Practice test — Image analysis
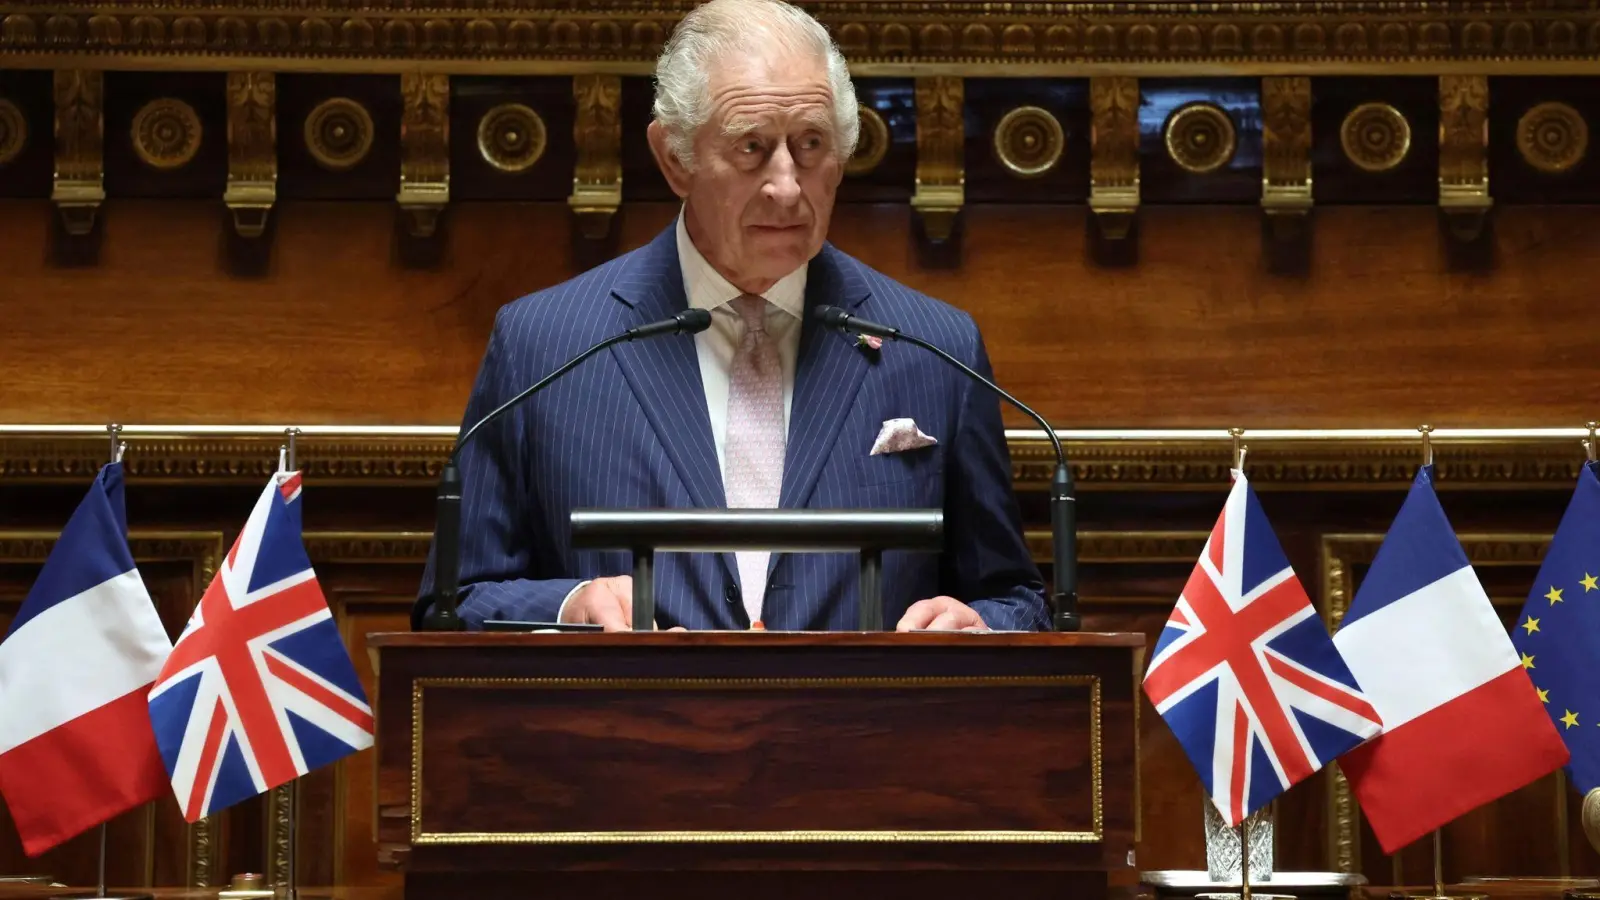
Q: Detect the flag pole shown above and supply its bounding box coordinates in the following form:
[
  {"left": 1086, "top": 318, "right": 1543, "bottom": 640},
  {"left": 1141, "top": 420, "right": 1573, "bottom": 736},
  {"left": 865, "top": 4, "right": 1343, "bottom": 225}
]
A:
[
  {"left": 282, "top": 429, "right": 300, "bottom": 900},
  {"left": 97, "top": 424, "right": 120, "bottom": 900},
  {"left": 1240, "top": 819, "right": 1252, "bottom": 900},
  {"left": 1432, "top": 829, "right": 1443, "bottom": 898},
  {"left": 1585, "top": 421, "right": 1597, "bottom": 463}
]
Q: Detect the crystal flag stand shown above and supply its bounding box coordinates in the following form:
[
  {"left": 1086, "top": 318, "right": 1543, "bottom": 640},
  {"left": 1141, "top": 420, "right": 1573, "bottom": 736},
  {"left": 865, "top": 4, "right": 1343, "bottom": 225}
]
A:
[{"left": 1195, "top": 803, "right": 1293, "bottom": 900}]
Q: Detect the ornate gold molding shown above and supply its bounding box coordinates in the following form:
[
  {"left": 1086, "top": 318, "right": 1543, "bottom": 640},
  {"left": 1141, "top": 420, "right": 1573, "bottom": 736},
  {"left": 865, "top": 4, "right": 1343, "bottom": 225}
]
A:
[
  {"left": 1, "top": 434, "right": 1592, "bottom": 490},
  {"left": 51, "top": 68, "right": 103, "bottom": 236},
  {"left": 0, "top": 97, "right": 28, "bottom": 167},
  {"left": 911, "top": 76, "right": 963, "bottom": 243},
  {"left": 568, "top": 74, "right": 621, "bottom": 241},
  {"left": 304, "top": 532, "right": 433, "bottom": 564},
  {"left": 10, "top": 4, "right": 1600, "bottom": 74},
  {"left": 1438, "top": 74, "right": 1491, "bottom": 242},
  {"left": 224, "top": 72, "right": 276, "bottom": 238},
  {"left": 1517, "top": 100, "right": 1589, "bottom": 174},
  {"left": 1341, "top": 102, "right": 1411, "bottom": 173},
  {"left": 131, "top": 96, "right": 201, "bottom": 170},
  {"left": 1028, "top": 530, "right": 1209, "bottom": 567},
  {"left": 1261, "top": 77, "right": 1311, "bottom": 229},
  {"left": 305, "top": 97, "right": 374, "bottom": 172},
  {"left": 994, "top": 105, "right": 1064, "bottom": 179},
  {"left": 477, "top": 102, "right": 546, "bottom": 174},
  {"left": 1165, "top": 102, "right": 1235, "bottom": 174},
  {"left": 845, "top": 106, "right": 888, "bottom": 177},
  {"left": 1089, "top": 76, "right": 1139, "bottom": 241},
  {"left": 397, "top": 72, "right": 449, "bottom": 238}
]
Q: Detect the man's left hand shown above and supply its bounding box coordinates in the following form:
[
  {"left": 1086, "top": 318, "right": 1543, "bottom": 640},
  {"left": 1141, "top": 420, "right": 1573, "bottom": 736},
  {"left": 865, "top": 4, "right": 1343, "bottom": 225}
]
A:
[{"left": 896, "top": 596, "right": 988, "bottom": 632}]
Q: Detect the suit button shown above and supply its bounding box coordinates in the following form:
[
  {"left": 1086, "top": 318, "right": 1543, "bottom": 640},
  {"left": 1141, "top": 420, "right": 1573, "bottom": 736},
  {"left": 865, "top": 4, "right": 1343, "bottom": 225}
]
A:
[{"left": 724, "top": 585, "right": 738, "bottom": 604}]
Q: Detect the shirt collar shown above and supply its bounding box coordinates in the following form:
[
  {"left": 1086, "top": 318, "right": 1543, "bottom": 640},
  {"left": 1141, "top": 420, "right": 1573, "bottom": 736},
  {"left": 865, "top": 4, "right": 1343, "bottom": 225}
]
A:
[{"left": 675, "top": 209, "right": 806, "bottom": 320}]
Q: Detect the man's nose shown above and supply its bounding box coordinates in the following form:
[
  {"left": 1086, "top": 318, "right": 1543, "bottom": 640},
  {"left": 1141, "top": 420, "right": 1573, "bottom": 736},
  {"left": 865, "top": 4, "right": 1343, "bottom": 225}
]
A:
[{"left": 761, "top": 142, "right": 803, "bottom": 206}]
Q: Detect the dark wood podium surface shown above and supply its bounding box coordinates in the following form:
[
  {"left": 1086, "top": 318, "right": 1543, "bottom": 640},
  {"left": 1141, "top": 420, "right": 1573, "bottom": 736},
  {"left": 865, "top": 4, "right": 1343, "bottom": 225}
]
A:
[{"left": 369, "top": 631, "right": 1144, "bottom": 900}]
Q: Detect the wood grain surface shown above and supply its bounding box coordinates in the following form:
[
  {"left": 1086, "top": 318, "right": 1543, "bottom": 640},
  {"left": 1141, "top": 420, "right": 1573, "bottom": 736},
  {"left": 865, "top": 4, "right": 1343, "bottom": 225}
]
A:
[{"left": 2, "top": 200, "right": 1597, "bottom": 428}]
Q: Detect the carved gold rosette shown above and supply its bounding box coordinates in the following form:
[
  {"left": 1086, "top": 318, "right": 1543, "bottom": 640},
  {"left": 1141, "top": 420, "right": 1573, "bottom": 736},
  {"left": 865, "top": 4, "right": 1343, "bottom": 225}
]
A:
[
  {"left": 0, "top": 97, "right": 25, "bottom": 167},
  {"left": 1164, "top": 102, "right": 1235, "bottom": 174},
  {"left": 304, "top": 97, "right": 374, "bottom": 172},
  {"left": 477, "top": 102, "right": 546, "bottom": 173},
  {"left": 845, "top": 106, "right": 888, "bottom": 177},
  {"left": 1517, "top": 101, "right": 1588, "bottom": 174},
  {"left": 993, "top": 105, "right": 1064, "bottom": 178},
  {"left": 131, "top": 97, "right": 202, "bottom": 170},
  {"left": 1340, "top": 102, "right": 1411, "bottom": 173}
]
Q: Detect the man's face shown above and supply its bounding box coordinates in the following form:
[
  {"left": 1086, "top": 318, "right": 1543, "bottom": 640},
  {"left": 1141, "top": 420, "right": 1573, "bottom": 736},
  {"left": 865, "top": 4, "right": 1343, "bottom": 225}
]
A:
[{"left": 650, "top": 49, "right": 844, "bottom": 293}]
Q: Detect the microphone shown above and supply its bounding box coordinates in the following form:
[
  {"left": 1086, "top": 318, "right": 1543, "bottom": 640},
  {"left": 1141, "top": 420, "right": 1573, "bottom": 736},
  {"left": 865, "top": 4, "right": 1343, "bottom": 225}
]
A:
[
  {"left": 415, "top": 307, "right": 713, "bottom": 631},
  {"left": 813, "top": 304, "right": 1079, "bottom": 633}
]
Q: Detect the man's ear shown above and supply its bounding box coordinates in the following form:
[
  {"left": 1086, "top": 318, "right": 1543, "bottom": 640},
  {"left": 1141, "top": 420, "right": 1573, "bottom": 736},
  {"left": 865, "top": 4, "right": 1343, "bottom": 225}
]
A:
[{"left": 646, "top": 120, "right": 694, "bottom": 199}]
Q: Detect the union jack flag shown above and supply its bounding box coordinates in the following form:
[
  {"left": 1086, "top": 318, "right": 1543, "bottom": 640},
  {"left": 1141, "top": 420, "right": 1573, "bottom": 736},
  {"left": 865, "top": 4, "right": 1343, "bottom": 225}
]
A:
[
  {"left": 1143, "top": 471, "right": 1383, "bottom": 825},
  {"left": 148, "top": 472, "right": 373, "bottom": 822}
]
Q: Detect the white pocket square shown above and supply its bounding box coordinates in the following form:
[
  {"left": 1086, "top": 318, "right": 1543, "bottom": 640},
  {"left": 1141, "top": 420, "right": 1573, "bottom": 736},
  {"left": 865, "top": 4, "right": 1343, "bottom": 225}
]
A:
[{"left": 870, "top": 418, "right": 938, "bottom": 456}]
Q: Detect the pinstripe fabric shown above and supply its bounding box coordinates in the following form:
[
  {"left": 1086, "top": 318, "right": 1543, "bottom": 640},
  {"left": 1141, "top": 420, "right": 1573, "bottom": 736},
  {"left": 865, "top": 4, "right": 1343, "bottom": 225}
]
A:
[{"left": 418, "top": 225, "right": 1049, "bottom": 632}]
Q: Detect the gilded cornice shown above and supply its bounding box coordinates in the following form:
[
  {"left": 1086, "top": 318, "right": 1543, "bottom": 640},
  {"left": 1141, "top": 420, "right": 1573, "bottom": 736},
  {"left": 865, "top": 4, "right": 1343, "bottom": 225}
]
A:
[
  {"left": 0, "top": 433, "right": 1589, "bottom": 489},
  {"left": 5, "top": 2, "right": 1600, "bottom": 75}
]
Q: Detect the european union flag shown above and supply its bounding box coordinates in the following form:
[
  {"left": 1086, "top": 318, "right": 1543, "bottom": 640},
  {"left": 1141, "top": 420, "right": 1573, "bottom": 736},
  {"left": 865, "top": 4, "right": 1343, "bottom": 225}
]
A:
[{"left": 1512, "top": 460, "right": 1600, "bottom": 792}]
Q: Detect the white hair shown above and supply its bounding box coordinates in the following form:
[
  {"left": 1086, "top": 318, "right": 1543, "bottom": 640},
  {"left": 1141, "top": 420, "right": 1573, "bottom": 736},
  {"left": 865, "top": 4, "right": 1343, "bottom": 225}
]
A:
[{"left": 652, "top": 0, "right": 860, "bottom": 169}]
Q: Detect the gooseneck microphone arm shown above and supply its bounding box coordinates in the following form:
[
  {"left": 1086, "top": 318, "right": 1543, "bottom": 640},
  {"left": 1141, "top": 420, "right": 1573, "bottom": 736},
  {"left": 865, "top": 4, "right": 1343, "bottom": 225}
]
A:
[
  {"left": 814, "top": 305, "right": 1080, "bottom": 632},
  {"left": 416, "top": 308, "right": 714, "bottom": 631}
]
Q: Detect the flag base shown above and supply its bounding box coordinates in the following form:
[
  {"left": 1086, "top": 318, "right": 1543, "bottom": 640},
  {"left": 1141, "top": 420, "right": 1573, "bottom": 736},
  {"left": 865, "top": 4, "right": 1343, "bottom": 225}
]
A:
[
  {"left": 1387, "top": 892, "right": 1487, "bottom": 900},
  {"left": 1197, "top": 893, "right": 1296, "bottom": 900}
]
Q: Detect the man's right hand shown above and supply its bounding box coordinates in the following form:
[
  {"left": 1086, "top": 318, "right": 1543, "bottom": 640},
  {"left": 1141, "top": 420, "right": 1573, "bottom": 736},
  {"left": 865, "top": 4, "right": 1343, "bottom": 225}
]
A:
[{"left": 558, "top": 576, "right": 635, "bottom": 631}]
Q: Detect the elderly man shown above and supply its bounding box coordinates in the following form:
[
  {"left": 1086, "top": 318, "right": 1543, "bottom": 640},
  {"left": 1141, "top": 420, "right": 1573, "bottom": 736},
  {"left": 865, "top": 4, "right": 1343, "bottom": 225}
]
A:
[{"left": 425, "top": 0, "right": 1048, "bottom": 632}]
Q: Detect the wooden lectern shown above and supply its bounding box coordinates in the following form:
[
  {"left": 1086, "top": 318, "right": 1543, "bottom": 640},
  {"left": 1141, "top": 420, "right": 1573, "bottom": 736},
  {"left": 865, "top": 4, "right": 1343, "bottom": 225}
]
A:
[{"left": 370, "top": 631, "right": 1142, "bottom": 900}]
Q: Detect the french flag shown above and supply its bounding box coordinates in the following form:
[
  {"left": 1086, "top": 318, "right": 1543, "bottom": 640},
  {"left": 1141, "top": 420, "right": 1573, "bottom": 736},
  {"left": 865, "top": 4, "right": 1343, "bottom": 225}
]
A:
[
  {"left": 0, "top": 463, "right": 174, "bottom": 856},
  {"left": 1332, "top": 465, "right": 1569, "bottom": 853}
]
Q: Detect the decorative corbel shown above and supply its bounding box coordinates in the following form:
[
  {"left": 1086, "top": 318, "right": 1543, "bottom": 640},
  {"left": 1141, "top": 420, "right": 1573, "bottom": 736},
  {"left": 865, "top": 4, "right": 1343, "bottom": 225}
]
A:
[
  {"left": 910, "top": 76, "right": 964, "bottom": 249},
  {"left": 1438, "top": 75, "right": 1492, "bottom": 244},
  {"left": 1260, "top": 77, "right": 1313, "bottom": 260},
  {"left": 397, "top": 72, "right": 449, "bottom": 239},
  {"left": 568, "top": 75, "right": 622, "bottom": 244},
  {"left": 1089, "top": 76, "right": 1140, "bottom": 243},
  {"left": 224, "top": 72, "right": 276, "bottom": 239},
  {"left": 52, "top": 69, "right": 103, "bottom": 237}
]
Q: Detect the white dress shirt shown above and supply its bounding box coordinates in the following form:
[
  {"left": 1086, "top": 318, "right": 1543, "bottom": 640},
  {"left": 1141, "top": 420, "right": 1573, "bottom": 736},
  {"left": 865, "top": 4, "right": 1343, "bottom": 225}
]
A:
[{"left": 560, "top": 212, "right": 807, "bottom": 622}]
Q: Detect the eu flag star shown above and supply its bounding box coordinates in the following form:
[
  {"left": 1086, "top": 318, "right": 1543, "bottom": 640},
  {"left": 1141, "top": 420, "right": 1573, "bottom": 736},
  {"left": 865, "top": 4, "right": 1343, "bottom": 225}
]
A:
[
  {"left": 1563, "top": 710, "right": 1581, "bottom": 729},
  {"left": 1522, "top": 616, "right": 1542, "bottom": 635},
  {"left": 1522, "top": 652, "right": 1536, "bottom": 669},
  {"left": 1539, "top": 687, "right": 1551, "bottom": 703},
  {"left": 1583, "top": 573, "right": 1598, "bottom": 592},
  {"left": 1547, "top": 586, "right": 1565, "bottom": 605}
]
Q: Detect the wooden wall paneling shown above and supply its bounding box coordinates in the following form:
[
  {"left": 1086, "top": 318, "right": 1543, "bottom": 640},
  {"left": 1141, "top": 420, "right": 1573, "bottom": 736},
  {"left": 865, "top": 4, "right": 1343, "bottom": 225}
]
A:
[
  {"left": 6, "top": 200, "right": 1600, "bottom": 428},
  {"left": 838, "top": 78, "right": 915, "bottom": 205},
  {"left": 298, "top": 531, "right": 430, "bottom": 892},
  {"left": 0, "top": 531, "right": 224, "bottom": 888}
]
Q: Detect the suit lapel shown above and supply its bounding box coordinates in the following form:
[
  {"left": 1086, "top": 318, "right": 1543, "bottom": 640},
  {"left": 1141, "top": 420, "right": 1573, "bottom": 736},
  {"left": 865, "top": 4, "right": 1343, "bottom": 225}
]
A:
[
  {"left": 780, "top": 245, "right": 874, "bottom": 511},
  {"left": 608, "top": 227, "right": 732, "bottom": 530}
]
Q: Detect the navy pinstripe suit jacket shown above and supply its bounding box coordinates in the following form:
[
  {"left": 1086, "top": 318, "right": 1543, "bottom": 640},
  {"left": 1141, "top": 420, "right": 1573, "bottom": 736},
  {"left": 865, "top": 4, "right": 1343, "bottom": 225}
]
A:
[{"left": 419, "top": 225, "right": 1049, "bottom": 632}]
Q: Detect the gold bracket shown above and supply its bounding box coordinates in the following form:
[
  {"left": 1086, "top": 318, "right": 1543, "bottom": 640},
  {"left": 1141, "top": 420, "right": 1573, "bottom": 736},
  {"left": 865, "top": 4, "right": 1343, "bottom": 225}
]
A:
[
  {"left": 910, "top": 76, "right": 964, "bottom": 244},
  {"left": 569, "top": 74, "right": 622, "bottom": 242},
  {"left": 1089, "top": 76, "right": 1140, "bottom": 242},
  {"left": 1261, "top": 77, "right": 1312, "bottom": 241},
  {"left": 397, "top": 72, "right": 450, "bottom": 239},
  {"left": 52, "top": 69, "right": 104, "bottom": 236},
  {"left": 1438, "top": 75, "right": 1492, "bottom": 243},
  {"left": 224, "top": 72, "right": 276, "bottom": 239}
]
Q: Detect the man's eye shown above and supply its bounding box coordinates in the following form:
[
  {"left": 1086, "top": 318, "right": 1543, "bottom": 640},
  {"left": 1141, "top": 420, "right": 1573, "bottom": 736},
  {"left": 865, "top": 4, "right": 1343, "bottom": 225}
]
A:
[{"left": 740, "top": 139, "right": 762, "bottom": 154}]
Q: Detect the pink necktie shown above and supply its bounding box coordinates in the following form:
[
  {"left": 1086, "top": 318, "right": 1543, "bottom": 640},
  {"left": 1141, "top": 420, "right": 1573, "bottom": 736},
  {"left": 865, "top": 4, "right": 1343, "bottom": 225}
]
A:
[{"left": 724, "top": 294, "right": 785, "bottom": 622}]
